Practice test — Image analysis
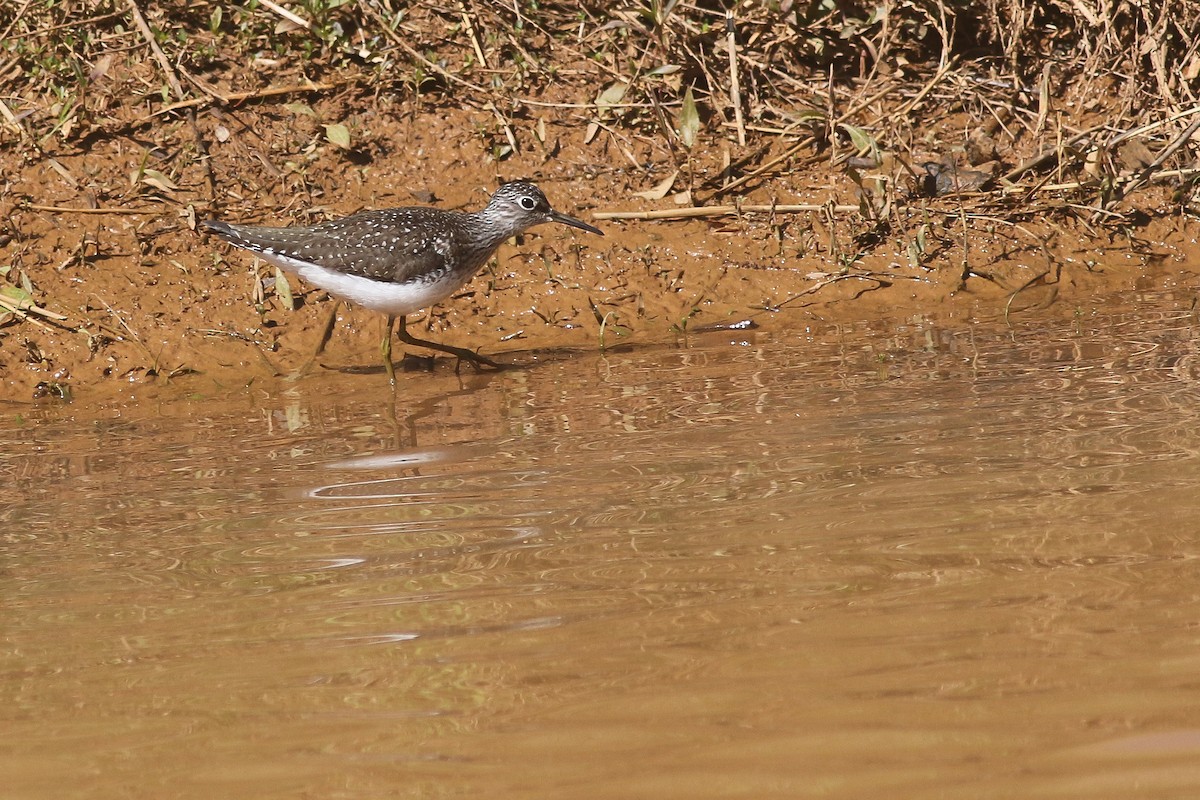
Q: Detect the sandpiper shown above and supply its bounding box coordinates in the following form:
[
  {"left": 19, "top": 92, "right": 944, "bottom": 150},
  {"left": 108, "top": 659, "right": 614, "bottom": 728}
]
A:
[{"left": 201, "top": 180, "right": 603, "bottom": 381}]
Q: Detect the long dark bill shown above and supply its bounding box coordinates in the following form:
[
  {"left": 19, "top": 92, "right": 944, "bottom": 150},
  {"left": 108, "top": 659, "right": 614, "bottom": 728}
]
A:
[{"left": 549, "top": 210, "right": 604, "bottom": 236}]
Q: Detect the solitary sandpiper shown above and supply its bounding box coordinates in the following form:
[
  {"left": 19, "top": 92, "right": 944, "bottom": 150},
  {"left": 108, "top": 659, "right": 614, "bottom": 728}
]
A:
[{"left": 201, "top": 180, "right": 603, "bottom": 381}]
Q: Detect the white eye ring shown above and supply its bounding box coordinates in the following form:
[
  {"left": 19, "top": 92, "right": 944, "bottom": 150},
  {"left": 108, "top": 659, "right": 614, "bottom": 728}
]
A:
[{"left": 519, "top": 196, "right": 537, "bottom": 210}]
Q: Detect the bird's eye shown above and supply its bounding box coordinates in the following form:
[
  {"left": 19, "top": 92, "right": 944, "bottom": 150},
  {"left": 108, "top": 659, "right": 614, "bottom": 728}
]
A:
[{"left": 519, "top": 196, "right": 537, "bottom": 210}]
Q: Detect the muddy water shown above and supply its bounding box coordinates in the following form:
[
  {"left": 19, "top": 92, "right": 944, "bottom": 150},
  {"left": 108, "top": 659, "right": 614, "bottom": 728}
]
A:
[{"left": 5, "top": 300, "right": 1200, "bottom": 799}]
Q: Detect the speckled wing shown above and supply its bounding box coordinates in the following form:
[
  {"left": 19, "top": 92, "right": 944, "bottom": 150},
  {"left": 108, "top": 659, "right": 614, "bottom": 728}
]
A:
[{"left": 201, "top": 209, "right": 459, "bottom": 284}]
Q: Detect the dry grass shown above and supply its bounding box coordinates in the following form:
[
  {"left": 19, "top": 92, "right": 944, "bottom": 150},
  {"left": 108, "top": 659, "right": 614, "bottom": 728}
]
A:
[{"left": 3, "top": 0, "right": 1198, "bottom": 212}]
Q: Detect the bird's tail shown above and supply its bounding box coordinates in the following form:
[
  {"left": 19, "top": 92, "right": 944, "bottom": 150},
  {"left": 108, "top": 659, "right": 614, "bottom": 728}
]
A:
[{"left": 199, "top": 219, "right": 237, "bottom": 239}]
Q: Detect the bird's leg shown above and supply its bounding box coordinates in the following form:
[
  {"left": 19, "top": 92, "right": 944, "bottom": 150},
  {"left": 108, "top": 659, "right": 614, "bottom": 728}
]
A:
[
  {"left": 396, "top": 316, "right": 505, "bottom": 372},
  {"left": 382, "top": 314, "right": 397, "bottom": 385},
  {"left": 313, "top": 300, "right": 340, "bottom": 357},
  {"left": 295, "top": 299, "right": 340, "bottom": 377}
]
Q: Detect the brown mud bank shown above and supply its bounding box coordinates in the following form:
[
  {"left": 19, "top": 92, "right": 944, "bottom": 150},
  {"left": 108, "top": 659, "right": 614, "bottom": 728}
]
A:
[
  {"left": 4, "top": 2, "right": 1200, "bottom": 402},
  {"left": 6, "top": 176, "right": 1194, "bottom": 404}
]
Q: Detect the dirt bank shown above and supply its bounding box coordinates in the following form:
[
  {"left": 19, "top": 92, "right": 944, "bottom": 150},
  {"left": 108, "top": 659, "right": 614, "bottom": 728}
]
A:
[{"left": 4, "top": 2, "right": 1199, "bottom": 402}]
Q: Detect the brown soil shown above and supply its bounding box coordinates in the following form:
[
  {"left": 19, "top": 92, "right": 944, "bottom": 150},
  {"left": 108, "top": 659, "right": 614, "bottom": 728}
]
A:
[{"left": 4, "top": 5, "right": 1200, "bottom": 403}]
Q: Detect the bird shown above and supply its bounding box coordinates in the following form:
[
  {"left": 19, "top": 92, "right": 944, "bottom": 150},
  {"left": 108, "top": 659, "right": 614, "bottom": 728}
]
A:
[{"left": 200, "top": 180, "right": 604, "bottom": 381}]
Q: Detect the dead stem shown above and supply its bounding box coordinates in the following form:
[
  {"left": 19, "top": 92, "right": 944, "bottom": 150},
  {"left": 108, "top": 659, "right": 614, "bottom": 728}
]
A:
[
  {"left": 594, "top": 203, "right": 861, "bottom": 221},
  {"left": 136, "top": 83, "right": 337, "bottom": 123},
  {"left": 29, "top": 205, "right": 159, "bottom": 215},
  {"left": 126, "top": 0, "right": 185, "bottom": 101},
  {"left": 725, "top": 10, "right": 746, "bottom": 148}
]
